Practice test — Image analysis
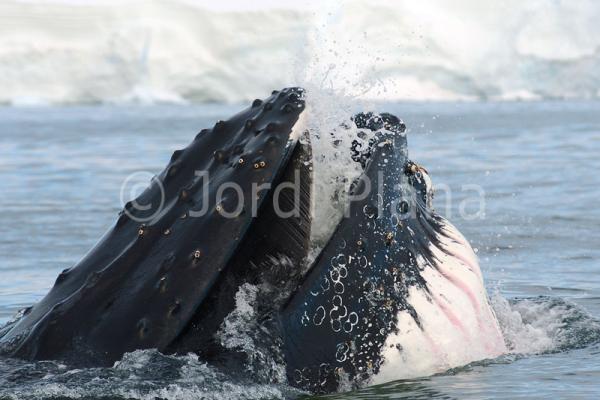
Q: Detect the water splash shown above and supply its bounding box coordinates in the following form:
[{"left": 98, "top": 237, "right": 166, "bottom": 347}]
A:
[
  {"left": 0, "top": 350, "right": 300, "bottom": 400},
  {"left": 492, "top": 294, "right": 600, "bottom": 355}
]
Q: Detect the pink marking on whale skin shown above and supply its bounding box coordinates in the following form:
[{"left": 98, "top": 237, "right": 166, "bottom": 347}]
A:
[
  {"left": 435, "top": 263, "right": 507, "bottom": 356},
  {"left": 432, "top": 220, "right": 483, "bottom": 281},
  {"left": 432, "top": 294, "right": 470, "bottom": 340},
  {"left": 438, "top": 240, "right": 483, "bottom": 281},
  {"left": 430, "top": 222, "right": 508, "bottom": 356},
  {"left": 433, "top": 263, "right": 490, "bottom": 350},
  {"left": 435, "top": 264, "right": 481, "bottom": 314}
]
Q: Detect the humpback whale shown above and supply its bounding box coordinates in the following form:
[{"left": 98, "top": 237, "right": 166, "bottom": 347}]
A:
[{"left": 0, "top": 88, "right": 506, "bottom": 393}]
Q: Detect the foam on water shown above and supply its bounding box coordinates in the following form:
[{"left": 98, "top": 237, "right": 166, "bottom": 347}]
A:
[
  {"left": 492, "top": 295, "right": 600, "bottom": 355},
  {"left": 2, "top": 0, "right": 600, "bottom": 105},
  {"left": 0, "top": 350, "right": 298, "bottom": 400}
]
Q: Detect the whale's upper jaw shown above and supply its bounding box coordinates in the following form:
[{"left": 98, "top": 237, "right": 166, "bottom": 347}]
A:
[{"left": 0, "top": 88, "right": 308, "bottom": 366}]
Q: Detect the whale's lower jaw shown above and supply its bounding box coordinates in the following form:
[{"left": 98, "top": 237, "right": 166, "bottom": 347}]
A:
[
  {"left": 372, "top": 216, "right": 506, "bottom": 385},
  {"left": 279, "top": 213, "right": 507, "bottom": 393},
  {"left": 278, "top": 112, "right": 507, "bottom": 393},
  {"left": 283, "top": 214, "right": 507, "bottom": 392}
]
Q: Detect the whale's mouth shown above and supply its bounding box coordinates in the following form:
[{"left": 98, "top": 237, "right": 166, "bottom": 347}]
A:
[
  {"left": 0, "top": 87, "right": 502, "bottom": 395},
  {"left": 163, "top": 105, "right": 416, "bottom": 361},
  {"left": 0, "top": 87, "right": 413, "bottom": 361}
]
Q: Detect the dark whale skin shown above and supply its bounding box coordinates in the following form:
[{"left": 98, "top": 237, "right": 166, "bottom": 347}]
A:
[
  {"left": 164, "top": 139, "right": 313, "bottom": 365},
  {"left": 0, "top": 88, "right": 306, "bottom": 367},
  {"left": 279, "top": 113, "right": 442, "bottom": 393}
]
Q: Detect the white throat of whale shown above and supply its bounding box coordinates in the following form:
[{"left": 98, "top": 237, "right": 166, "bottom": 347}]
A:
[
  {"left": 284, "top": 100, "right": 507, "bottom": 390},
  {"left": 373, "top": 211, "right": 507, "bottom": 383}
]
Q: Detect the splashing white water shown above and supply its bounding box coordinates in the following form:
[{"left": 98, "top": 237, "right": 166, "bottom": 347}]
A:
[
  {"left": 300, "top": 90, "right": 362, "bottom": 247},
  {"left": 492, "top": 295, "right": 556, "bottom": 353},
  {"left": 217, "top": 283, "right": 259, "bottom": 353},
  {"left": 298, "top": 2, "right": 387, "bottom": 247},
  {"left": 491, "top": 294, "right": 600, "bottom": 355}
]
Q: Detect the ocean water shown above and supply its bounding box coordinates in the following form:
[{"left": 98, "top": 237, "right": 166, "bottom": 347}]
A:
[{"left": 0, "top": 100, "right": 599, "bottom": 399}]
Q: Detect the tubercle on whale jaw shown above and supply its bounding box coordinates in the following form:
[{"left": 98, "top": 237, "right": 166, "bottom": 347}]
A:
[{"left": 118, "top": 87, "right": 305, "bottom": 225}]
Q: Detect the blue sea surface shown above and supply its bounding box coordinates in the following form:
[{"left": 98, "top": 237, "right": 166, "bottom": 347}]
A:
[{"left": 0, "top": 101, "right": 599, "bottom": 399}]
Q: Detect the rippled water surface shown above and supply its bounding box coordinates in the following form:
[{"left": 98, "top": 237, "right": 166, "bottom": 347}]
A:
[{"left": 0, "top": 101, "right": 599, "bottom": 399}]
